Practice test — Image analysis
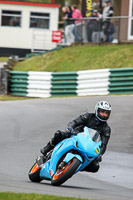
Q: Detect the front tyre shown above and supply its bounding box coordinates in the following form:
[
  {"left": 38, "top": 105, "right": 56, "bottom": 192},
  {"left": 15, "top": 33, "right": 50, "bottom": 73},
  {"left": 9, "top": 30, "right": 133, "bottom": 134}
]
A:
[
  {"left": 51, "top": 158, "right": 81, "bottom": 186},
  {"left": 28, "top": 162, "right": 42, "bottom": 182}
]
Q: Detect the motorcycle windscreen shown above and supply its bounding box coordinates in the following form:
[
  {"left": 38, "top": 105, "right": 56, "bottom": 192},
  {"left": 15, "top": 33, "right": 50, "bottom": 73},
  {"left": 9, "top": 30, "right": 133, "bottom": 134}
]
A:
[{"left": 75, "top": 127, "right": 101, "bottom": 157}]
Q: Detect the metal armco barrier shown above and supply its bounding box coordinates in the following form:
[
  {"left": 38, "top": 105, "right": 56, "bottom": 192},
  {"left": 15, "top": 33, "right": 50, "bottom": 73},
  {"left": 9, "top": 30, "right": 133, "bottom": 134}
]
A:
[{"left": 9, "top": 68, "right": 133, "bottom": 97}]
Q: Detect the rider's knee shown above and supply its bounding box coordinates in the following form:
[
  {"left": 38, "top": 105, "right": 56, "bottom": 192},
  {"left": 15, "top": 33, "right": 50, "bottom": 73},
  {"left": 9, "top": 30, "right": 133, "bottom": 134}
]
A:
[
  {"left": 54, "top": 130, "right": 62, "bottom": 140},
  {"left": 91, "top": 162, "right": 100, "bottom": 173},
  {"left": 83, "top": 160, "right": 100, "bottom": 173}
]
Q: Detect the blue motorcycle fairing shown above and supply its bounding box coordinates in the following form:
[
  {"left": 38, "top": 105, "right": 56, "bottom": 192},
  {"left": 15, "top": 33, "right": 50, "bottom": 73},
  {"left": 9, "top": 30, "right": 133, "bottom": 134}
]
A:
[
  {"left": 62, "top": 152, "right": 84, "bottom": 173},
  {"left": 63, "top": 152, "right": 83, "bottom": 163},
  {"left": 50, "top": 129, "right": 101, "bottom": 176},
  {"left": 39, "top": 127, "right": 102, "bottom": 180},
  {"left": 40, "top": 138, "right": 78, "bottom": 180},
  {"left": 40, "top": 160, "right": 51, "bottom": 180},
  {"left": 72, "top": 128, "right": 101, "bottom": 159},
  {"left": 70, "top": 136, "right": 101, "bottom": 172},
  {"left": 49, "top": 137, "right": 80, "bottom": 176}
]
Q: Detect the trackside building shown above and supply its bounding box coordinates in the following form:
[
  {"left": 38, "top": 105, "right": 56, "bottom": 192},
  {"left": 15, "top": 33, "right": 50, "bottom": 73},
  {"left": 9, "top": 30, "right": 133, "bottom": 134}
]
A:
[
  {"left": 119, "top": 0, "right": 133, "bottom": 42},
  {"left": 0, "top": 0, "right": 60, "bottom": 56}
]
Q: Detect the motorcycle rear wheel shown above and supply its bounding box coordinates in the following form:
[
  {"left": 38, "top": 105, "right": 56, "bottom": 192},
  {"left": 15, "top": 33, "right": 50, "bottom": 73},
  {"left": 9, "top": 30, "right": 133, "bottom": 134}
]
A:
[
  {"left": 28, "top": 162, "right": 42, "bottom": 182},
  {"left": 51, "top": 157, "right": 81, "bottom": 186}
]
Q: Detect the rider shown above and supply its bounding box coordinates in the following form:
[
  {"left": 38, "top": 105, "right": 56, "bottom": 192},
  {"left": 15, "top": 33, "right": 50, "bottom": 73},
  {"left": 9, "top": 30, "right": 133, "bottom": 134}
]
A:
[{"left": 37, "top": 100, "right": 111, "bottom": 172}]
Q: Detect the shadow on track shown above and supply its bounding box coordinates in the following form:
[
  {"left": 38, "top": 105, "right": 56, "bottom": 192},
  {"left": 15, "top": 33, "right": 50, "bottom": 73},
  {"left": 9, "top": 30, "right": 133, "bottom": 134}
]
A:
[{"left": 27, "top": 180, "right": 101, "bottom": 191}]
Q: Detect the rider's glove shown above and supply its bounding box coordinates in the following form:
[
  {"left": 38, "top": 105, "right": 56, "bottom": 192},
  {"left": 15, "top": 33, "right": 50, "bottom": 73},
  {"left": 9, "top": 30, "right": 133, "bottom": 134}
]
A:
[
  {"left": 65, "top": 127, "right": 79, "bottom": 136},
  {"left": 96, "top": 154, "right": 102, "bottom": 162},
  {"left": 65, "top": 127, "right": 74, "bottom": 135}
]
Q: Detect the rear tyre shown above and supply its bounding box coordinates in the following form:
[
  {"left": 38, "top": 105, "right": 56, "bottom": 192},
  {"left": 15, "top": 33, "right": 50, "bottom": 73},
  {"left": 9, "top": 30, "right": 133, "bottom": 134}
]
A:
[
  {"left": 51, "top": 158, "right": 81, "bottom": 186},
  {"left": 28, "top": 162, "right": 42, "bottom": 182}
]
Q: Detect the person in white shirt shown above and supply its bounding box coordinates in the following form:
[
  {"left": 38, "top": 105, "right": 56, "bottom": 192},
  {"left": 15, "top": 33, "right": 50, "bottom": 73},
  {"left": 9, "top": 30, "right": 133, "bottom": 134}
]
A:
[
  {"left": 62, "top": 6, "right": 75, "bottom": 45},
  {"left": 102, "top": 0, "right": 114, "bottom": 42}
]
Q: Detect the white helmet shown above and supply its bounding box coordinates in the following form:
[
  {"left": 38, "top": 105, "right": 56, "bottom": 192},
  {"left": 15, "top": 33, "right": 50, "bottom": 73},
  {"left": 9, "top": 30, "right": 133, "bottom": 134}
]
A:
[{"left": 95, "top": 101, "right": 111, "bottom": 121}]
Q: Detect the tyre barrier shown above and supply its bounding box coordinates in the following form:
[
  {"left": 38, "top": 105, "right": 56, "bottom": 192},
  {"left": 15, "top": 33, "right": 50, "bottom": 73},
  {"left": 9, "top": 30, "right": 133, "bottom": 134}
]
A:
[{"left": 9, "top": 68, "right": 133, "bottom": 97}]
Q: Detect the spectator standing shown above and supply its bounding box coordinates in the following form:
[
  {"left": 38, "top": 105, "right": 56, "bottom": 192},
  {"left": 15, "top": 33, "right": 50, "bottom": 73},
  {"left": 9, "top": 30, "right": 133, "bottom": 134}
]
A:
[
  {"left": 108, "top": 22, "right": 115, "bottom": 42},
  {"left": 62, "top": 6, "right": 75, "bottom": 45},
  {"left": 86, "top": 10, "right": 104, "bottom": 43},
  {"left": 71, "top": 5, "right": 83, "bottom": 43},
  {"left": 102, "top": 0, "right": 114, "bottom": 42},
  {"left": 91, "top": 10, "right": 105, "bottom": 43},
  {"left": 86, "top": 10, "right": 99, "bottom": 42}
]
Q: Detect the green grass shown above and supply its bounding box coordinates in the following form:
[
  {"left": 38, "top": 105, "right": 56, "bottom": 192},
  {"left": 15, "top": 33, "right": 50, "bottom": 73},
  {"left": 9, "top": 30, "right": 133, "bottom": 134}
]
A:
[
  {"left": 13, "top": 44, "right": 133, "bottom": 72},
  {"left": 0, "top": 193, "right": 88, "bottom": 200},
  {"left": 0, "top": 95, "right": 32, "bottom": 101},
  {"left": 0, "top": 57, "right": 8, "bottom": 62}
]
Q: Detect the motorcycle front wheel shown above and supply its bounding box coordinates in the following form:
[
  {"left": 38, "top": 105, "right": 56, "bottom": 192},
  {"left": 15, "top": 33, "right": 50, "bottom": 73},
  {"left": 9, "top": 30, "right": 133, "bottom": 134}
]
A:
[
  {"left": 51, "top": 157, "right": 81, "bottom": 186},
  {"left": 28, "top": 162, "right": 42, "bottom": 182}
]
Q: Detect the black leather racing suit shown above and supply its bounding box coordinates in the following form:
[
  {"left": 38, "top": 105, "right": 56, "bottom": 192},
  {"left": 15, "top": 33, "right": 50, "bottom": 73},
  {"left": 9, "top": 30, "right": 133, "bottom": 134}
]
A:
[{"left": 51, "top": 113, "right": 111, "bottom": 173}]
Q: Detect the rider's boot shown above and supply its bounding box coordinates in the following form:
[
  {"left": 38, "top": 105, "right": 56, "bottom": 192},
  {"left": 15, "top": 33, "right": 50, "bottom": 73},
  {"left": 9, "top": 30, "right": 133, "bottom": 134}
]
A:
[
  {"left": 40, "top": 130, "right": 63, "bottom": 156},
  {"left": 36, "top": 140, "right": 54, "bottom": 168},
  {"left": 37, "top": 130, "right": 63, "bottom": 168},
  {"left": 40, "top": 140, "right": 54, "bottom": 156},
  {"left": 36, "top": 155, "right": 45, "bottom": 168}
]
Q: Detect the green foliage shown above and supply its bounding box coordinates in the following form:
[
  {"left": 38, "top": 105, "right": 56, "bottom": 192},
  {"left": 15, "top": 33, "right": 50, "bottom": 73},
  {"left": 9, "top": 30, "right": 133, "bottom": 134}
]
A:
[
  {"left": 13, "top": 44, "right": 133, "bottom": 72},
  {"left": 0, "top": 192, "right": 87, "bottom": 200}
]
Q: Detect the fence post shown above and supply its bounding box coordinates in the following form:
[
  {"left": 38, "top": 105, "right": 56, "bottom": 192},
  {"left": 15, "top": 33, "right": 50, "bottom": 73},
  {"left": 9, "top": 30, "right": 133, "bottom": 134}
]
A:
[
  {"left": 0, "top": 62, "right": 8, "bottom": 95},
  {"left": 117, "top": 18, "right": 120, "bottom": 44}
]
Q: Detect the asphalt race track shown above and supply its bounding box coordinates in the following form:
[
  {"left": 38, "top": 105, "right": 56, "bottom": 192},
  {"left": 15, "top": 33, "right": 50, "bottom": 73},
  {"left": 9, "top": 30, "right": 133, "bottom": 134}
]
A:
[{"left": 0, "top": 95, "right": 133, "bottom": 200}]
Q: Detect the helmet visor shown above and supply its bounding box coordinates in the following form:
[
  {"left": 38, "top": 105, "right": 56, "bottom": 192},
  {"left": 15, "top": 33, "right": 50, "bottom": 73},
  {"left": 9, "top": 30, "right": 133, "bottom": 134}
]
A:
[{"left": 98, "top": 108, "right": 111, "bottom": 120}]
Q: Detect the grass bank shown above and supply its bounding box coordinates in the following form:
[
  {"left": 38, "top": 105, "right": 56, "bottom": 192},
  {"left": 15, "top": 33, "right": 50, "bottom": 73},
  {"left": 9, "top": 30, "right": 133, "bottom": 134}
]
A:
[
  {"left": 13, "top": 44, "right": 133, "bottom": 72},
  {"left": 0, "top": 95, "right": 32, "bottom": 101},
  {"left": 0, "top": 192, "right": 88, "bottom": 200},
  {"left": 0, "top": 57, "right": 8, "bottom": 62}
]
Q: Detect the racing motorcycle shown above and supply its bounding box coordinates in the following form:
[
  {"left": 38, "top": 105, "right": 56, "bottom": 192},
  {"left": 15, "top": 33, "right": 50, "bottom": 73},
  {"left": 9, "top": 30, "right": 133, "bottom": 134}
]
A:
[{"left": 28, "top": 127, "right": 101, "bottom": 186}]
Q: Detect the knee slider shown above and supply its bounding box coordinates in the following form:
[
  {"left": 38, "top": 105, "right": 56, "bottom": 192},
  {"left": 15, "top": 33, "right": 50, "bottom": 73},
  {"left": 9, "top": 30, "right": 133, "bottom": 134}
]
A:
[{"left": 93, "top": 161, "right": 100, "bottom": 173}]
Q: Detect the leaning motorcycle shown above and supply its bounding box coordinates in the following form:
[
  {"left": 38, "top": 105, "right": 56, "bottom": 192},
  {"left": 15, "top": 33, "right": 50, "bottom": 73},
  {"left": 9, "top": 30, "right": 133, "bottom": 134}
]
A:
[{"left": 28, "top": 126, "right": 101, "bottom": 186}]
